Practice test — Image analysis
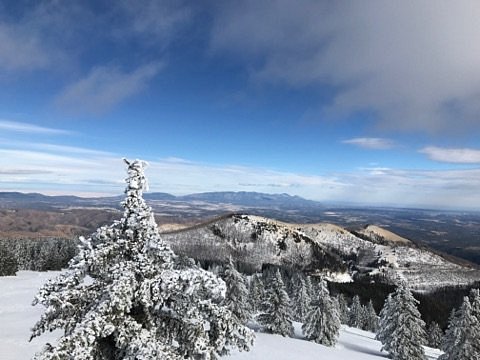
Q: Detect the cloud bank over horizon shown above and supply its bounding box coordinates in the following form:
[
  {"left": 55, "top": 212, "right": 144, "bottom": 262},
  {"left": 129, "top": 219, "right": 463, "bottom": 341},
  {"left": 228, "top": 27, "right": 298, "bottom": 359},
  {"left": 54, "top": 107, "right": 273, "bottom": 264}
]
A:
[{"left": 0, "top": 120, "right": 480, "bottom": 210}]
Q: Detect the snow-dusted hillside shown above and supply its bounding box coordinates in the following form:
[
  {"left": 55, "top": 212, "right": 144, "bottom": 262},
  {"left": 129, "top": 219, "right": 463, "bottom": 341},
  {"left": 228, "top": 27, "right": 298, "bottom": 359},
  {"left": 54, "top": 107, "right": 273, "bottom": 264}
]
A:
[
  {"left": 162, "top": 214, "right": 480, "bottom": 290},
  {"left": 300, "top": 222, "right": 480, "bottom": 290},
  {"left": 0, "top": 271, "right": 442, "bottom": 360},
  {"left": 162, "top": 214, "right": 347, "bottom": 274}
]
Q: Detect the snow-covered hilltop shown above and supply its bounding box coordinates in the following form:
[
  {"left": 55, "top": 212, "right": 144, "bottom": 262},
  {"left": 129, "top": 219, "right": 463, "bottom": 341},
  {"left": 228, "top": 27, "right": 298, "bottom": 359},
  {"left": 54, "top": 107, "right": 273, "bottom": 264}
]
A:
[{"left": 162, "top": 214, "right": 480, "bottom": 290}]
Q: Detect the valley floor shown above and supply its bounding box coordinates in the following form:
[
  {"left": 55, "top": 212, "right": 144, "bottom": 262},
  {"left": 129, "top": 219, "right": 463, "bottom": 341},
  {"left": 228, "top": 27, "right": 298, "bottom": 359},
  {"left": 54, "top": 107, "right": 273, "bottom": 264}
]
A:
[{"left": 0, "top": 271, "right": 442, "bottom": 360}]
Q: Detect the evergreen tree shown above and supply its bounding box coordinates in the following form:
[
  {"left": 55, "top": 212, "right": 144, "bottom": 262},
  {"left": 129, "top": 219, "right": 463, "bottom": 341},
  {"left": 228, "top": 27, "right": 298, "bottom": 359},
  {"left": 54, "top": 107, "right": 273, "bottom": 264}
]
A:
[
  {"left": 223, "top": 257, "right": 251, "bottom": 324},
  {"left": 286, "top": 270, "right": 301, "bottom": 298},
  {"left": 30, "top": 159, "right": 254, "bottom": 359},
  {"left": 249, "top": 273, "right": 264, "bottom": 314},
  {"left": 302, "top": 279, "right": 340, "bottom": 346},
  {"left": 440, "top": 308, "right": 460, "bottom": 360},
  {"left": 335, "top": 294, "right": 349, "bottom": 324},
  {"left": 0, "top": 242, "right": 18, "bottom": 276},
  {"left": 305, "top": 275, "right": 314, "bottom": 299},
  {"left": 292, "top": 276, "right": 311, "bottom": 322},
  {"left": 348, "top": 295, "right": 364, "bottom": 329},
  {"left": 427, "top": 321, "right": 443, "bottom": 348},
  {"left": 439, "top": 297, "right": 480, "bottom": 360},
  {"left": 257, "top": 269, "right": 293, "bottom": 337},
  {"left": 363, "top": 300, "right": 378, "bottom": 332},
  {"left": 377, "top": 284, "right": 426, "bottom": 360},
  {"left": 470, "top": 288, "right": 480, "bottom": 321},
  {"left": 376, "top": 294, "right": 394, "bottom": 347}
]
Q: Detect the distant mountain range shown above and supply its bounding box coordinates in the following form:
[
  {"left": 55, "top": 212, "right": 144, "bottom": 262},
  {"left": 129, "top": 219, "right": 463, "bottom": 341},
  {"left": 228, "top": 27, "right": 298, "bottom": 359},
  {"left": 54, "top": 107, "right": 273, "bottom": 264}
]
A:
[{"left": 0, "top": 191, "right": 322, "bottom": 211}]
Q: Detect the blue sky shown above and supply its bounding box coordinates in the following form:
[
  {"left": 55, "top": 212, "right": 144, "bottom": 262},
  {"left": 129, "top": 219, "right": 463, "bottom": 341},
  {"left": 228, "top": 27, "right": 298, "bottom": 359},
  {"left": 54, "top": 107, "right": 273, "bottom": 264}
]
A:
[{"left": 1, "top": 1, "right": 480, "bottom": 209}]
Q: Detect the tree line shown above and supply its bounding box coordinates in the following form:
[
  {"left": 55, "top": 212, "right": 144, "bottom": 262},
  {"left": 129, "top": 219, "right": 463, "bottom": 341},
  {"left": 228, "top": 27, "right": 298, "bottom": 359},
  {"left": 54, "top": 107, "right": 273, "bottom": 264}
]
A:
[{"left": 0, "top": 237, "right": 77, "bottom": 275}]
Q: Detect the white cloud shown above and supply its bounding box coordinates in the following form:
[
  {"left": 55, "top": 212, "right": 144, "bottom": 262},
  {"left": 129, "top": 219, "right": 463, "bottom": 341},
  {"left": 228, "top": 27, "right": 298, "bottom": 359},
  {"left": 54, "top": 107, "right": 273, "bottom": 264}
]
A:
[
  {"left": 117, "top": 0, "right": 192, "bottom": 43},
  {"left": 0, "top": 120, "right": 70, "bottom": 135},
  {"left": 342, "top": 137, "right": 395, "bottom": 150},
  {"left": 2, "top": 141, "right": 480, "bottom": 209},
  {"left": 0, "top": 23, "right": 51, "bottom": 71},
  {"left": 55, "top": 63, "right": 163, "bottom": 115},
  {"left": 420, "top": 146, "right": 480, "bottom": 164},
  {"left": 0, "top": 1, "right": 190, "bottom": 85},
  {"left": 210, "top": 0, "right": 480, "bottom": 134}
]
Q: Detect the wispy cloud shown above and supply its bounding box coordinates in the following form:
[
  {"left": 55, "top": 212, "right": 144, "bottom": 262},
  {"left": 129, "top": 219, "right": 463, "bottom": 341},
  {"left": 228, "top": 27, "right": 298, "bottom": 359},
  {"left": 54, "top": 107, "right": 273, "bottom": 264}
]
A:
[
  {"left": 0, "top": 169, "right": 53, "bottom": 175},
  {"left": 55, "top": 63, "right": 163, "bottom": 115},
  {"left": 420, "top": 146, "right": 480, "bottom": 164},
  {"left": 339, "top": 166, "right": 480, "bottom": 209},
  {"left": 0, "top": 23, "right": 51, "bottom": 71},
  {"left": 116, "top": 0, "right": 193, "bottom": 44},
  {"left": 342, "top": 137, "right": 395, "bottom": 150},
  {"left": 1, "top": 141, "right": 480, "bottom": 209},
  {"left": 0, "top": 144, "right": 344, "bottom": 198},
  {"left": 210, "top": 1, "right": 480, "bottom": 134},
  {"left": 0, "top": 120, "right": 70, "bottom": 135}
]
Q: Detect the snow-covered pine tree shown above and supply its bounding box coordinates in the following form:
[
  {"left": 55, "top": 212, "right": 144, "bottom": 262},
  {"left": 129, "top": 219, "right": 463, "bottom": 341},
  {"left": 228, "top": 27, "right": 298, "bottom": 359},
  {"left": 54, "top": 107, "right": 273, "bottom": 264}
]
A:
[
  {"left": 286, "top": 270, "right": 300, "bottom": 298},
  {"left": 302, "top": 279, "right": 340, "bottom": 346},
  {"left": 363, "top": 300, "right": 378, "bottom": 332},
  {"left": 377, "top": 283, "right": 427, "bottom": 360},
  {"left": 30, "top": 159, "right": 254, "bottom": 359},
  {"left": 440, "top": 308, "right": 460, "bottom": 360},
  {"left": 376, "top": 294, "right": 394, "bottom": 348},
  {"left": 305, "top": 275, "right": 314, "bottom": 299},
  {"left": 292, "top": 276, "right": 311, "bottom": 322},
  {"left": 348, "top": 295, "right": 364, "bottom": 329},
  {"left": 257, "top": 269, "right": 293, "bottom": 337},
  {"left": 427, "top": 321, "right": 443, "bottom": 348},
  {"left": 470, "top": 288, "right": 480, "bottom": 321},
  {"left": 335, "top": 293, "right": 349, "bottom": 324},
  {"left": 249, "top": 273, "right": 264, "bottom": 314},
  {"left": 439, "top": 296, "right": 480, "bottom": 360},
  {"left": 0, "top": 242, "right": 18, "bottom": 276},
  {"left": 223, "top": 256, "right": 251, "bottom": 324}
]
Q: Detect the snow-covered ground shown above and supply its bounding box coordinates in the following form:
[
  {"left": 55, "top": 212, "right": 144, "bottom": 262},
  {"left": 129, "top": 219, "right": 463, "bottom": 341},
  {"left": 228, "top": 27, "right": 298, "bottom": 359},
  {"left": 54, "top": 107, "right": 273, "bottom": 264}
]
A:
[
  {"left": 230, "top": 324, "right": 442, "bottom": 360},
  {"left": 0, "top": 271, "right": 60, "bottom": 360},
  {"left": 0, "top": 271, "right": 442, "bottom": 360}
]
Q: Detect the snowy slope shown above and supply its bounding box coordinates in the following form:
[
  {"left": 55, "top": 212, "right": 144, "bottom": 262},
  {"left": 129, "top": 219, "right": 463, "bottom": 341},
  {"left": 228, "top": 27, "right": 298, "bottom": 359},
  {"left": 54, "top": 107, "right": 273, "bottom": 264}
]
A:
[
  {"left": 0, "top": 271, "right": 442, "bottom": 360},
  {"left": 299, "top": 222, "right": 480, "bottom": 289},
  {"left": 0, "top": 271, "right": 60, "bottom": 360},
  {"left": 230, "top": 324, "right": 442, "bottom": 360}
]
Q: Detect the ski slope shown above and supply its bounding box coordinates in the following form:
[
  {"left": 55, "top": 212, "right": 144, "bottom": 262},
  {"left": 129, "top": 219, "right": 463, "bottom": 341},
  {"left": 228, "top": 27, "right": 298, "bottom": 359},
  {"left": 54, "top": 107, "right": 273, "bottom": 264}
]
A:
[{"left": 0, "top": 271, "right": 442, "bottom": 360}]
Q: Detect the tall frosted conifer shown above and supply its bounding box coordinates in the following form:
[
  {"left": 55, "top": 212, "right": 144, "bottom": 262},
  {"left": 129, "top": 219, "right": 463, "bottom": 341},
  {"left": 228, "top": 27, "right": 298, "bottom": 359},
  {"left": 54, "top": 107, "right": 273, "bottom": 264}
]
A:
[
  {"left": 376, "top": 294, "right": 393, "bottom": 345},
  {"left": 30, "top": 159, "right": 253, "bottom": 359},
  {"left": 257, "top": 269, "right": 293, "bottom": 337},
  {"left": 363, "top": 300, "right": 378, "bottom": 332},
  {"left": 440, "top": 308, "right": 460, "bottom": 360},
  {"left": 348, "top": 295, "right": 364, "bottom": 329},
  {"left": 305, "top": 276, "right": 314, "bottom": 299},
  {"left": 302, "top": 279, "right": 340, "bottom": 346},
  {"left": 427, "top": 322, "right": 443, "bottom": 348},
  {"left": 470, "top": 288, "right": 480, "bottom": 321},
  {"left": 292, "top": 276, "right": 311, "bottom": 322},
  {"left": 223, "top": 257, "right": 251, "bottom": 324},
  {"left": 439, "top": 297, "right": 480, "bottom": 360},
  {"left": 335, "top": 294, "right": 349, "bottom": 324},
  {"left": 377, "top": 284, "right": 426, "bottom": 360},
  {"left": 249, "top": 273, "right": 264, "bottom": 314}
]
